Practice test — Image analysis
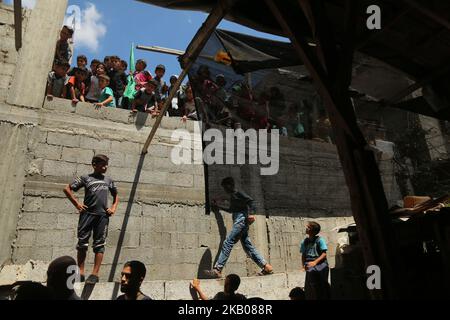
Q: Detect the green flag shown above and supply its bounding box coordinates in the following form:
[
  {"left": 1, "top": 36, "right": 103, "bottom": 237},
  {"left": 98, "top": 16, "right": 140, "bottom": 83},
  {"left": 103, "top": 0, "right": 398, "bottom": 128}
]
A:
[{"left": 123, "top": 43, "right": 136, "bottom": 100}]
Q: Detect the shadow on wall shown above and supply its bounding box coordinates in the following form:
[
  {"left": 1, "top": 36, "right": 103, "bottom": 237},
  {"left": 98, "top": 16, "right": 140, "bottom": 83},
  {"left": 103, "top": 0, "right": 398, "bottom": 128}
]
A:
[
  {"left": 108, "top": 153, "right": 146, "bottom": 283},
  {"left": 196, "top": 206, "right": 227, "bottom": 279}
]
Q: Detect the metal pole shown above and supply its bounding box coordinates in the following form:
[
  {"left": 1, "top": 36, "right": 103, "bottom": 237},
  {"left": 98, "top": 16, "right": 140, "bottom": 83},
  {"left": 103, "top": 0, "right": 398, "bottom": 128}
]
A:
[{"left": 141, "top": 0, "right": 236, "bottom": 154}]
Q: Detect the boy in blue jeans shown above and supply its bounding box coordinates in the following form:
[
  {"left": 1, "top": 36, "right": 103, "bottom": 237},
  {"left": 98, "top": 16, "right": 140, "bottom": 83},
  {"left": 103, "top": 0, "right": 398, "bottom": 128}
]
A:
[
  {"left": 300, "top": 221, "right": 331, "bottom": 299},
  {"left": 206, "top": 177, "right": 273, "bottom": 278}
]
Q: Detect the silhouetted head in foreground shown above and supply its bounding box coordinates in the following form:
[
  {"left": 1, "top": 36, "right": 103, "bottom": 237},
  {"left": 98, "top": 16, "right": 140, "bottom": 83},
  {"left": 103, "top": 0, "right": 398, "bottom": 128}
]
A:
[
  {"left": 289, "top": 287, "right": 306, "bottom": 300},
  {"left": 47, "top": 256, "right": 79, "bottom": 300}
]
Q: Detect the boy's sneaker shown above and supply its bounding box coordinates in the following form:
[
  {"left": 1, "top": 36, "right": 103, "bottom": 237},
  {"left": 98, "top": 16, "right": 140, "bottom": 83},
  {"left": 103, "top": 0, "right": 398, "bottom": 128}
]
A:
[
  {"left": 203, "top": 269, "right": 222, "bottom": 279},
  {"left": 257, "top": 264, "right": 274, "bottom": 276},
  {"left": 86, "top": 275, "right": 99, "bottom": 284}
]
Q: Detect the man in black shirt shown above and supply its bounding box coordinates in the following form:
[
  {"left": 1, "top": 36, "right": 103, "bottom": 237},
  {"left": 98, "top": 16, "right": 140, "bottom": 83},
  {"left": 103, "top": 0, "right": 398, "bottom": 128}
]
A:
[
  {"left": 63, "top": 155, "right": 119, "bottom": 284},
  {"left": 116, "top": 261, "right": 152, "bottom": 300}
]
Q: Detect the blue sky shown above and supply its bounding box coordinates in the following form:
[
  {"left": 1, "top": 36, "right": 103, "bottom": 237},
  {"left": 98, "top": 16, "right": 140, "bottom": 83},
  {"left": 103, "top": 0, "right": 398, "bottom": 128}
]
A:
[{"left": 6, "top": 0, "right": 287, "bottom": 79}]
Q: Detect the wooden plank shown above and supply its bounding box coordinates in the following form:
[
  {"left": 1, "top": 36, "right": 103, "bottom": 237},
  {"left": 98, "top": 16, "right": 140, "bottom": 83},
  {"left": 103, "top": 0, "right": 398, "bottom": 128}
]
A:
[
  {"left": 13, "top": 0, "right": 22, "bottom": 51},
  {"left": 141, "top": 0, "right": 236, "bottom": 154}
]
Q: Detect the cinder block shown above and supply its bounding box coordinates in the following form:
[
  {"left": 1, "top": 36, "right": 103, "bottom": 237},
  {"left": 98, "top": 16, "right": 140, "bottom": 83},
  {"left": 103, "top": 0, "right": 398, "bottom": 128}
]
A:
[
  {"left": 57, "top": 213, "right": 78, "bottom": 230},
  {"left": 13, "top": 247, "right": 53, "bottom": 264},
  {"left": 22, "top": 196, "right": 43, "bottom": 212},
  {"left": 0, "top": 62, "right": 15, "bottom": 76},
  {"left": 33, "top": 143, "right": 62, "bottom": 160},
  {"left": 111, "top": 141, "right": 140, "bottom": 154},
  {"left": 0, "top": 73, "right": 12, "bottom": 89},
  {"left": 33, "top": 212, "right": 59, "bottom": 230},
  {"left": 61, "top": 147, "right": 94, "bottom": 164},
  {"left": 17, "top": 212, "right": 36, "bottom": 230},
  {"left": 167, "top": 173, "right": 193, "bottom": 188},
  {"left": 15, "top": 230, "right": 36, "bottom": 247},
  {"left": 80, "top": 136, "right": 112, "bottom": 151},
  {"left": 35, "top": 230, "right": 74, "bottom": 248},
  {"left": 47, "top": 132, "right": 80, "bottom": 148},
  {"left": 42, "top": 159, "right": 77, "bottom": 177},
  {"left": 41, "top": 198, "right": 76, "bottom": 214},
  {"left": 107, "top": 230, "right": 140, "bottom": 249}
]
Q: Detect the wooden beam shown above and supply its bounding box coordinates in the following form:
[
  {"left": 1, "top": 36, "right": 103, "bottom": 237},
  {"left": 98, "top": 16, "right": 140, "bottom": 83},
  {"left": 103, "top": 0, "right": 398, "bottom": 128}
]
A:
[
  {"left": 141, "top": 0, "right": 236, "bottom": 154},
  {"left": 402, "top": 0, "right": 450, "bottom": 31},
  {"left": 385, "top": 62, "right": 450, "bottom": 105},
  {"left": 136, "top": 45, "right": 184, "bottom": 56},
  {"left": 266, "top": 0, "right": 401, "bottom": 299},
  {"left": 13, "top": 0, "right": 22, "bottom": 51}
]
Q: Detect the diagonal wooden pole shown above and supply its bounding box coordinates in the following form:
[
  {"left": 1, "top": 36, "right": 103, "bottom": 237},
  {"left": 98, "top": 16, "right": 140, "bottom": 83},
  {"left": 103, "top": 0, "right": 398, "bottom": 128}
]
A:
[
  {"left": 141, "top": 0, "right": 237, "bottom": 154},
  {"left": 13, "top": 0, "right": 22, "bottom": 51}
]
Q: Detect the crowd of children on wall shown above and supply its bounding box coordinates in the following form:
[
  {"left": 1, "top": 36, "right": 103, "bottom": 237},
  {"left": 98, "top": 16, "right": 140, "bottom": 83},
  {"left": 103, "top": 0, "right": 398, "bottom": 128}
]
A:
[
  {"left": 48, "top": 26, "right": 333, "bottom": 142},
  {"left": 48, "top": 26, "right": 195, "bottom": 119}
]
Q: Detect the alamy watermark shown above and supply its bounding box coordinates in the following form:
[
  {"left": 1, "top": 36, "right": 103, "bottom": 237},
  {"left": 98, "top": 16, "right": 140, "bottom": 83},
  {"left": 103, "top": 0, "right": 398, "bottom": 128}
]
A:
[
  {"left": 366, "top": 265, "right": 381, "bottom": 290},
  {"left": 171, "top": 125, "right": 280, "bottom": 176}
]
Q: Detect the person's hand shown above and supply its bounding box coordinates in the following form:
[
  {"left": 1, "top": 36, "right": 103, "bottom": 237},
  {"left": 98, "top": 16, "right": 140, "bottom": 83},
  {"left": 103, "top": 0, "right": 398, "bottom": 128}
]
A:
[
  {"left": 76, "top": 203, "right": 88, "bottom": 214},
  {"left": 306, "top": 261, "right": 317, "bottom": 270},
  {"left": 247, "top": 215, "right": 256, "bottom": 225},
  {"left": 191, "top": 279, "right": 200, "bottom": 290},
  {"left": 46, "top": 94, "right": 54, "bottom": 101},
  {"left": 182, "top": 116, "right": 188, "bottom": 123},
  {"left": 72, "top": 99, "right": 79, "bottom": 104},
  {"left": 106, "top": 208, "right": 116, "bottom": 216},
  {"left": 94, "top": 103, "right": 103, "bottom": 109}
]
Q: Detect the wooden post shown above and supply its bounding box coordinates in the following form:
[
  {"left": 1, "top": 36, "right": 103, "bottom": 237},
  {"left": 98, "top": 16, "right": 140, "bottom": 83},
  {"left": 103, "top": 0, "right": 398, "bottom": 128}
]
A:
[
  {"left": 265, "top": 0, "right": 401, "bottom": 298},
  {"left": 141, "top": 0, "right": 236, "bottom": 154},
  {"left": 13, "top": 0, "right": 22, "bottom": 51}
]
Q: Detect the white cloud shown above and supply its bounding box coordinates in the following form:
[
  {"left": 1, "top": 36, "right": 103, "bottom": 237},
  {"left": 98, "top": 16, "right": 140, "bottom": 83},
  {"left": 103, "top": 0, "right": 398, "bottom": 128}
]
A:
[
  {"left": 21, "top": 0, "right": 36, "bottom": 9},
  {"left": 68, "top": 3, "right": 107, "bottom": 53}
]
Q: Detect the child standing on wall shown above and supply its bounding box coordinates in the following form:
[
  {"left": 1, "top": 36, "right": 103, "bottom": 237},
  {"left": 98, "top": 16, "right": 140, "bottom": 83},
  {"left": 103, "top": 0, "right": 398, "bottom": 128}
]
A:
[
  {"left": 300, "top": 221, "right": 331, "bottom": 300},
  {"left": 63, "top": 155, "right": 119, "bottom": 284}
]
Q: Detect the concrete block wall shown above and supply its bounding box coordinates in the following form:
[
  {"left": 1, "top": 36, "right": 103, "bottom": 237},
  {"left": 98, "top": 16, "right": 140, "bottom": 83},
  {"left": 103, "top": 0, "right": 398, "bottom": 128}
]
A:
[
  {"left": 12, "top": 98, "right": 227, "bottom": 281},
  {"left": 0, "top": 4, "right": 30, "bottom": 103}
]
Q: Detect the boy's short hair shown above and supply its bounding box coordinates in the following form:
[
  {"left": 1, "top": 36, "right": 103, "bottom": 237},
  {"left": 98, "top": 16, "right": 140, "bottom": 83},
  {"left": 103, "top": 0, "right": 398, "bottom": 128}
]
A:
[
  {"left": 62, "top": 25, "right": 74, "bottom": 36},
  {"left": 121, "top": 60, "right": 128, "bottom": 70},
  {"left": 91, "top": 59, "right": 101, "bottom": 65},
  {"left": 221, "top": 177, "right": 235, "bottom": 187},
  {"left": 155, "top": 64, "right": 166, "bottom": 72},
  {"left": 289, "top": 287, "right": 305, "bottom": 300},
  {"left": 55, "top": 60, "right": 71, "bottom": 69},
  {"left": 74, "top": 67, "right": 88, "bottom": 75},
  {"left": 225, "top": 274, "right": 241, "bottom": 292},
  {"left": 98, "top": 74, "right": 110, "bottom": 82},
  {"left": 104, "top": 56, "right": 111, "bottom": 63},
  {"left": 77, "top": 55, "right": 88, "bottom": 63},
  {"left": 308, "top": 221, "right": 321, "bottom": 235},
  {"left": 147, "top": 79, "right": 159, "bottom": 88},
  {"left": 124, "top": 261, "right": 147, "bottom": 280},
  {"left": 92, "top": 154, "right": 109, "bottom": 165},
  {"left": 111, "top": 55, "right": 120, "bottom": 62},
  {"left": 136, "top": 59, "right": 147, "bottom": 69}
]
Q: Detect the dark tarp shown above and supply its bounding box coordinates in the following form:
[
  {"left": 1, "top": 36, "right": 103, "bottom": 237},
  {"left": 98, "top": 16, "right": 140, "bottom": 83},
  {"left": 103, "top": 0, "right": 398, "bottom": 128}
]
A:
[
  {"left": 139, "top": 0, "right": 450, "bottom": 120},
  {"left": 214, "top": 29, "right": 302, "bottom": 74}
]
